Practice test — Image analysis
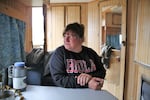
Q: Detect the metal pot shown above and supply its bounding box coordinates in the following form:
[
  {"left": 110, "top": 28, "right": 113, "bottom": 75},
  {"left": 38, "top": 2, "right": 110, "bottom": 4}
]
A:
[{"left": 0, "top": 90, "right": 15, "bottom": 100}]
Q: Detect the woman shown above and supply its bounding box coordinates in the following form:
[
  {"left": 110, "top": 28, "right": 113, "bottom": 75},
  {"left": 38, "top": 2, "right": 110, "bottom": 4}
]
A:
[{"left": 49, "top": 22, "right": 106, "bottom": 90}]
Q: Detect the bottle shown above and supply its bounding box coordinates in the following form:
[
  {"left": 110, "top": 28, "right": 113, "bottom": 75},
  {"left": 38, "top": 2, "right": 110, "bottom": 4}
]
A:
[{"left": 13, "top": 62, "right": 27, "bottom": 91}]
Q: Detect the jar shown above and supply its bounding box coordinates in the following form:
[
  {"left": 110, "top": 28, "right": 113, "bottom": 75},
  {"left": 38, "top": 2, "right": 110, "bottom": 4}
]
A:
[{"left": 12, "top": 62, "right": 27, "bottom": 91}]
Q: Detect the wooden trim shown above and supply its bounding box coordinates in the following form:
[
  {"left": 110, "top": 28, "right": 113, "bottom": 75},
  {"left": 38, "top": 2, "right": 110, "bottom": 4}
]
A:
[
  {"left": 0, "top": 3, "right": 26, "bottom": 21},
  {"left": 50, "top": 3, "right": 87, "bottom": 6}
]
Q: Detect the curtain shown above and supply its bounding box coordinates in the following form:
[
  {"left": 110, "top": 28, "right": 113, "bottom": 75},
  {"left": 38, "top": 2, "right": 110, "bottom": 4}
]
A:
[
  {"left": 106, "top": 34, "right": 121, "bottom": 50},
  {"left": 0, "top": 13, "right": 26, "bottom": 68}
]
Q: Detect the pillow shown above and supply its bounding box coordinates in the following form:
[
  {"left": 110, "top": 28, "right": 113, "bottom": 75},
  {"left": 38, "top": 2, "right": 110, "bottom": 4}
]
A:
[
  {"left": 43, "top": 51, "right": 54, "bottom": 76},
  {"left": 26, "top": 48, "right": 44, "bottom": 65}
]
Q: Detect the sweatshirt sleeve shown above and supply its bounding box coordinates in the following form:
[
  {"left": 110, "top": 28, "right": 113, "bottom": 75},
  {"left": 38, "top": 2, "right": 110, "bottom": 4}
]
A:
[
  {"left": 89, "top": 57, "right": 106, "bottom": 79},
  {"left": 88, "top": 48, "right": 106, "bottom": 79},
  {"left": 49, "top": 48, "right": 86, "bottom": 88}
]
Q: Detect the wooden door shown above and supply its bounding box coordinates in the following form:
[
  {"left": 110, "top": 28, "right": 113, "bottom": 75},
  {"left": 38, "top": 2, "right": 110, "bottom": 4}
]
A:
[{"left": 99, "top": 0, "right": 126, "bottom": 99}]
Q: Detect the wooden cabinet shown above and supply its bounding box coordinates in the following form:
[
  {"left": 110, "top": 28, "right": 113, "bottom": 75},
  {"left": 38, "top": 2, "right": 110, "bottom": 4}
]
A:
[
  {"left": 106, "top": 12, "right": 121, "bottom": 28},
  {"left": 102, "top": 12, "right": 122, "bottom": 47},
  {"left": 51, "top": 6, "right": 65, "bottom": 50},
  {"left": 106, "top": 27, "right": 121, "bottom": 35},
  {"left": 105, "top": 12, "right": 121, "bottom": 35},
  {"left": 47, "top": 5, "right": 81, "bottom": 51},
  {"left": 66, "top": 6, "right": 81, "bottom": 25}
]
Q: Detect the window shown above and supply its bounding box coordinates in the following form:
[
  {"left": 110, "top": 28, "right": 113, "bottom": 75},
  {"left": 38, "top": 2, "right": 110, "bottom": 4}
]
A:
[{"left": 32, "top": 7, "right": 44, "bottom": 48}]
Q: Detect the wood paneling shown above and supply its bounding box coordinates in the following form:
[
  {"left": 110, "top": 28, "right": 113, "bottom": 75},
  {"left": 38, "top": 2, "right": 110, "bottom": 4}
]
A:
[
  {"left": 87, "top": 0, "right": 100, "bottom": 54},
  {"left": 99, "top": 0, "right": 126, "bottom": 100},
  {"left": 47, "top": 3, "right": 87, "bottom": 51},
  {"left": 0, "top": 0, "right": 26, "bottom": 21},
  {"left": 66, "top": 6, "right": 81, "bottom": 25},
  {"left": 25, "top": 7, "right": 33, "bottom": 52},
  {"left": 0, "top": 0, "right": 32, "bottom": 52},
  {"left": 51, "top": 6, "right": 65, "bottom": 50},
  {"left": 135, "top": 0, "right": 150, "bottom": 66},
  {"left": 106, "top": 13, "right": 121, "bottom": 27},
  {"left": 125, "top": 0, "right": 150, "bottom": 100},
  {"left": 124, "top": 0, "right": 138, "bottom": 99},
  {"left": 106, "top": 27, "right": 121, "bottom": 34},
  {"left": 80, "top": 4, "right": 88, "bottom": 46}
]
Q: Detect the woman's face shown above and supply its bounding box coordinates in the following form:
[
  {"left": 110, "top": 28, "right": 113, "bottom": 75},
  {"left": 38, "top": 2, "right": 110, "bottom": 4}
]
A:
[{"left": 63, "top": 30, "right": 83, "bottom": 52}]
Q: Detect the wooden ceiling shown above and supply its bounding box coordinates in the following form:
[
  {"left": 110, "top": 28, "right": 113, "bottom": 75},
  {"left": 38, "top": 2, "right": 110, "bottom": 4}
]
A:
[
  {"left": 50, "top": 0, "right": 94, "bottom": 3},
  {"left": 18, "top": 0, "right": 94, "bottom": 6},
  {"left": 18, "top": 0, "right": 44, "bottom": 6},
  {"left": 18, "top": 0, "right": 121, "bottom": 14}
]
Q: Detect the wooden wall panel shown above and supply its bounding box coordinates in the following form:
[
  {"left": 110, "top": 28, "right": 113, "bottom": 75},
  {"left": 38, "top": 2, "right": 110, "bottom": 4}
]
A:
[
  {"left": 47, "top": 3, "right": 87, "bottom": 51},
  {"left": 25, "top": 7, "right": 32, "bottom": 52},
  {"left": 125, "top": 0, "right": 150, "bottom": 100},
  {"left": 51, "top": 6, "right": 65, "bottom": 50},
  {"left": 0, "top": 0, "right": 32, "bottom": 52},
  {"left": 135, "top": 0, "right": 150, "bottom": 66},
  {"left": 0, "top": 0, "right": 26, "bottom": 21},
  {"left": 124, "top": 0, "right": 139, "bottom": 99},
  {"left": 66, "top": 6, "right": 81, "bottom": 25},
  {"left": 87, "top": 0, "right": 100, "bottom": 54},
  {"left": 80, "top": 4, "right": 88, "bottom": 46}
]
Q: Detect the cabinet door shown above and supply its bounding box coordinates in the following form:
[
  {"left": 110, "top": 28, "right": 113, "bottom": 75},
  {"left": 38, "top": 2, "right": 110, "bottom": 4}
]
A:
[
  {"left": 66, "top": 6, "right": 81, "bottom": 25},
  {"left": 48, "top": 5, "right": 81, "bottom": 51},
  {"left": 106, "top": 13, "right": 121, "bottom": 27},
  {"left": 51, "top": 6, "right": 65, "bottom": 50}
]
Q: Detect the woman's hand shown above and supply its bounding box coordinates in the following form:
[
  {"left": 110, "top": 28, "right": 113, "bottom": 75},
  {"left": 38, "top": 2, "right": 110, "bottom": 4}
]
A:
[
  {"left": 88, "top": 77, "right": 104, "bottom": 90},
  {"left": 77, "top": 73, "right": 92, "bottom": 86}
]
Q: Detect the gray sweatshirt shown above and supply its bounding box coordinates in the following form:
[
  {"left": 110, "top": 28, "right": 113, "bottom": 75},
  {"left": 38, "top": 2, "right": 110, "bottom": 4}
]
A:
[{"left": 49, "top": 46, "right": 106, "bottom": 88}]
